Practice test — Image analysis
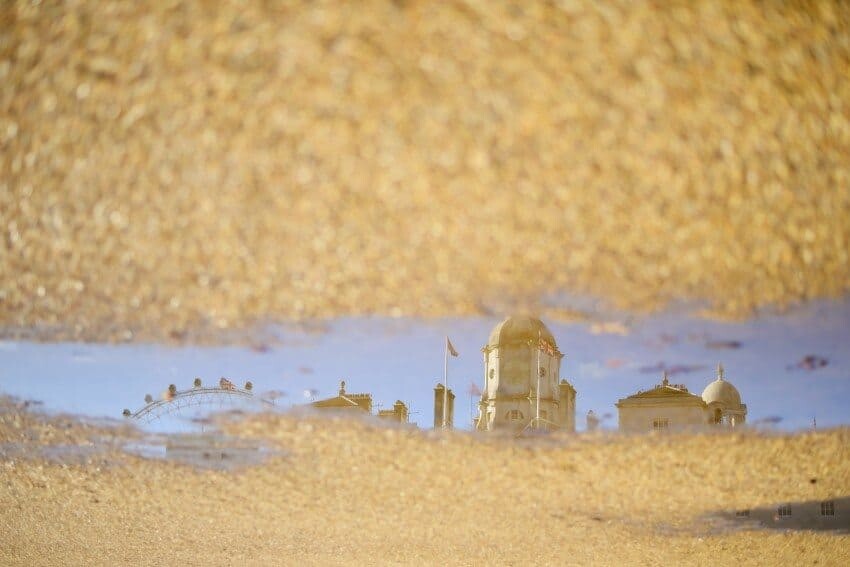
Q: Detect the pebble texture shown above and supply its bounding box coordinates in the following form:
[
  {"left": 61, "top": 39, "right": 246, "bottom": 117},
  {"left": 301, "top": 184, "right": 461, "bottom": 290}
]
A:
[{"left": 2, "top": 1, "right": 849, "bottom": 342}]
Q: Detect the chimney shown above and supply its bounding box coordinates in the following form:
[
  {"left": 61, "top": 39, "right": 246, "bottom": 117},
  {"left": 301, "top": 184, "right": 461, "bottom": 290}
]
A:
[
  {"left": 393, "top": 400, "right": 409, "bottom": 424},
  {"left": 559, "top": 380, "right": 576, "bottom": 432},
  {"left": 433, "top": 383, "right": 456, "bottom": 429}
]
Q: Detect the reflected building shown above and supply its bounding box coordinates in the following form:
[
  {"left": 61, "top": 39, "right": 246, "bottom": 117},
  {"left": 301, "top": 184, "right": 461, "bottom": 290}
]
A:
[
  {"left": 378, "top": 400, "right": 410, "bottom": 423},
  {"left": 311, "top": 380, "right": 373, "bottom": 413},
  {"left": 732, "top": 498, "right": 847, "bottom": 532},
  {"left": 616, "top": 373, "right": 708, "bottom": 432},
  {"left": 311, "top": 380, "right": 410, "bottom": 424},
  {"left": 473, "top": 315, "right": 576, "bottom": 432},
  {"left": 617, "top": 364, "right": 747, "bottom": 432}
]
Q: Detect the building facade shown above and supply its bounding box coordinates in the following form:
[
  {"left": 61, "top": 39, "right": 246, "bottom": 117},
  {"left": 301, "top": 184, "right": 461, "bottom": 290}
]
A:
[
  {"left": 312, "top": 381, "right": 410, "bottom": 424},
  {"left": 311, "top": 381, "right": 373, "bottom": 413},
  {"left": 474, "top": 315, "right": 576, "bottom": 432},
  {"left": 733, "top": 497, "right": 847, "bottom": 532},
  {"left": 617, "top": 365, "right": 747, "bottom": 433},
  {"left": 378, "top": 400, "right": 410, "bottom": 424}
]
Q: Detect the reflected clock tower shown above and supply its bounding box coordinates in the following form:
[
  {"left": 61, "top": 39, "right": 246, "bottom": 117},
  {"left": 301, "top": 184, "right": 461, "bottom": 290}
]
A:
[{"left": 475, "top": 315, "right": 576, "bottom": 432}]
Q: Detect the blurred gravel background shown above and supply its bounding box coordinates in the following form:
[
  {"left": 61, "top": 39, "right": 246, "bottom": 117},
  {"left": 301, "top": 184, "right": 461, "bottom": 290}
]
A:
[{"left": 2, "top": 0, "right": 849, "bottom": 342}]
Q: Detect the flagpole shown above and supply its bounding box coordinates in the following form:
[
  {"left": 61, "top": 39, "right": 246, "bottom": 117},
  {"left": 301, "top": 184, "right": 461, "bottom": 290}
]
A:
[
  {"left": 442, "top": 337, "right": 448, "bottom": 429},
  {"left": 536, "top": 330, "right": 541, "bottom": 428}
]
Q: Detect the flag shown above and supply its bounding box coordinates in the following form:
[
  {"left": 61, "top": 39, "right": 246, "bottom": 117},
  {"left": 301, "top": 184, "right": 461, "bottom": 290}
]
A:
[
  {"left": 468, "top": 381, "right": 482, "bottom": 396},
  {"left": 446, "top": 337, "right": 459, "bottom": 357}
]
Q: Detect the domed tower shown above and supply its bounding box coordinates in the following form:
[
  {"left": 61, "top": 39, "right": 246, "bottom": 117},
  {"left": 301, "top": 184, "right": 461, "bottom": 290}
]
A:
[
  {"left": 474, "top": 315, "right": 576, "bottom": 432},
  {"left": 702, "top": 364, "right": 747, "bottom": 427}
]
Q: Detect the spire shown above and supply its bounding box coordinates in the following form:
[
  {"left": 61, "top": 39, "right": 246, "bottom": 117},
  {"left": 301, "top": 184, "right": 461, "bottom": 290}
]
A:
[
  {"left": 661, "top": 371, "right": 669, "bottom": 387},
  {"left": 717, "top": 363, "right": 725, "bottom": 381},
  {"left": 339, "top": 380, "right": 346, "bottom": 395}
]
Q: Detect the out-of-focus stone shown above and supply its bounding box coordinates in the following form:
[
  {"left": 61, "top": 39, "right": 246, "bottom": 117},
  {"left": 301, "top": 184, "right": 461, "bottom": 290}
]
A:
[{"left": 1, "top": 0, "right": 848, "bottom": 343}]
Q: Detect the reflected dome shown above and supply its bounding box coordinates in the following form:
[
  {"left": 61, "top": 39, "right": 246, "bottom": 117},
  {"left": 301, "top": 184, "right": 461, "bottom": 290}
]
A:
[
  {"left": 487, "top": 315, "right": 557, "bottom": 350},
  {"left": 702, "top": 371, "right": 742, "bottom": 407}
]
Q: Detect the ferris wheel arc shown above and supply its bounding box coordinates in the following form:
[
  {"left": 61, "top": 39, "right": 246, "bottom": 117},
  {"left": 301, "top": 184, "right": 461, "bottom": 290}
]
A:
[{"left": 127, "top": 385, "right": 271, "bottom": 424}]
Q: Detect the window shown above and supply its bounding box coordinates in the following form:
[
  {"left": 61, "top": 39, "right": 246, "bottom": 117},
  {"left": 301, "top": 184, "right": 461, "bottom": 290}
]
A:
[
  {"left": 489, "top": 369, "right": 495, "bottom": 380},
  {"left": 821, "top": 501, "right": 835, "bottom": 516},
  {"left": 777, "top": 504, "right": 792, "bottom": 517},
  {"left": 506, "top": 409, "right": 524, "bottom": 420},
  {"left": 652, "top": 418, "right": 669, "bottom": 430}
]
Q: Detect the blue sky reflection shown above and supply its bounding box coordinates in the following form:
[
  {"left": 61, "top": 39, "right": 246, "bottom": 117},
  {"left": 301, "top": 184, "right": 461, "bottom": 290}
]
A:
[{"left": 1, "top": 300, "right": 848, "bottom": 432}]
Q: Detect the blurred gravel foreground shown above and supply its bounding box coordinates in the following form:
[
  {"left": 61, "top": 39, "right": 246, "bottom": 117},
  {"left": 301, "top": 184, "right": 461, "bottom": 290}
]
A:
[
  {"left": 2, "top": 1, "right": 849, "bottom": 342},
  {"left": 1, "top": 401, "right": 850, "bottom": 566}
]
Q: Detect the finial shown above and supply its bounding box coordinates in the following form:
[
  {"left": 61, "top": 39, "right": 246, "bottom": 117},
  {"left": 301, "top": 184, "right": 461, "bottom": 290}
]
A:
[
  {"left": 717, "top": 363, "right": 725, "bottom": 380},
  {"left": 662, "top": 371, "right": 669, "bottom": 387},
  {"left": 339, "top": 380, "right": 346, "bottom": 395}
]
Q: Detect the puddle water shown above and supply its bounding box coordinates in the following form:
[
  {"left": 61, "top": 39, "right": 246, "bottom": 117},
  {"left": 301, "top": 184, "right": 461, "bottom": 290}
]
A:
[
  {"left": 0, "top": 430, "right": 283, "bottom": 471},
  {"left": 1, "top": 300, "right": 849, "bottom": 432},
  {"left": 0, "top": 442, "right": 108, "bottom": 466},
  {"left": 122, "top": 433, "right": 285, "bottom": 471}
]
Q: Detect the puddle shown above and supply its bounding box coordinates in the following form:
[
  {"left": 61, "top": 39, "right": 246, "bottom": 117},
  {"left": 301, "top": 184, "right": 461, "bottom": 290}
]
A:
[
  {"left": 123, "top": 432, "right": 285, "bottom": 471},
  {"left": 0, "top": 431, "right": 283, "bottom": 472},
  {"left": 0, "top": 300, "right": 848, "bottom": 433},
  {"left": 0, "top": 442, "right": 108, "bottom": 466},
  {"left": 0, "top": 392, "right": 283, "bottom": 471}
]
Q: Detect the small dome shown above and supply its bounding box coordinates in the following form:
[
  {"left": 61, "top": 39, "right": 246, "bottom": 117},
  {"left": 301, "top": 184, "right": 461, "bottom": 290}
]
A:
[
  {"left": 702, "top": 376, "right": 742, "bottom": 407},
  {"left": 487, "top": 315, "right": 557, "bottom": 350}
]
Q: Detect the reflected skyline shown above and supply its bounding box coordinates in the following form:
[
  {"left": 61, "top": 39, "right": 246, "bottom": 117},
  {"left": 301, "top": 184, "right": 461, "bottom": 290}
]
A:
[{"left": 2, "top": 299, "right": 848, "bottom": 433}]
